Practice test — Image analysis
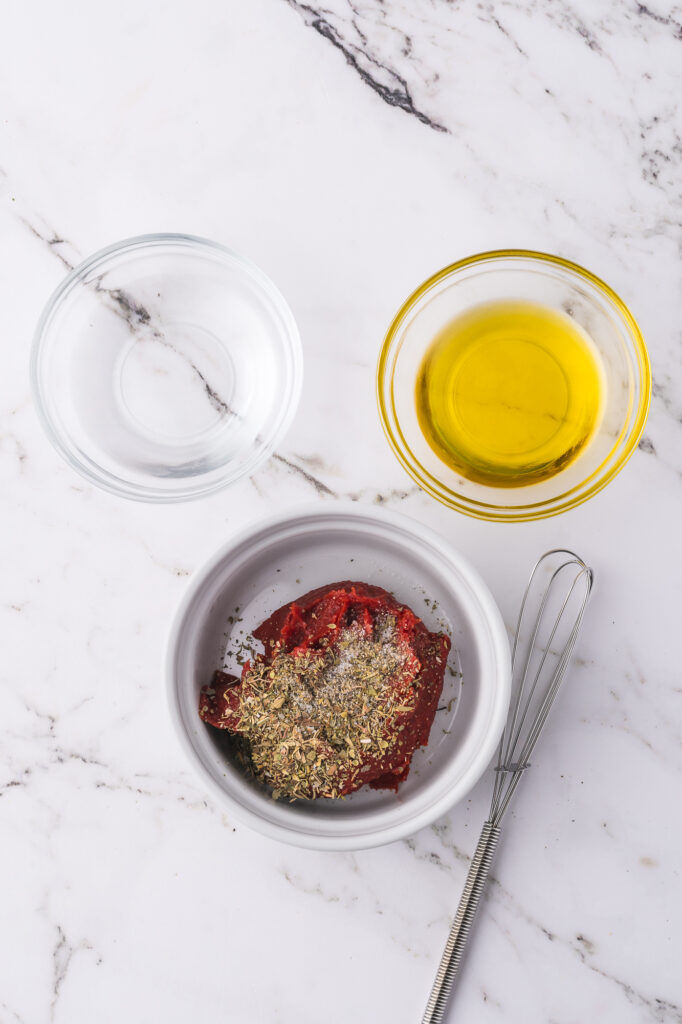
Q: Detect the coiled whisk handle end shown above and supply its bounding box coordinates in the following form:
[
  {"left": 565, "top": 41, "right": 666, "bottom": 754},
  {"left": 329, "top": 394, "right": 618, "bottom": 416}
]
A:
[{"left": 421, "top": 821, "right": 501, "bottom": 1024}]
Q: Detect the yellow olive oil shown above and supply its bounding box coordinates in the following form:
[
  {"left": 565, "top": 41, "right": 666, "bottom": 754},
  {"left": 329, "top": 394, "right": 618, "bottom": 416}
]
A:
[{"left": 415, "top": 300, "right": 605, "bottom": 487}]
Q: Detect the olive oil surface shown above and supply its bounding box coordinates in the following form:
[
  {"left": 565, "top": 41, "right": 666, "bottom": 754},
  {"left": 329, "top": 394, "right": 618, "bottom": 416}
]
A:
[{"left": 415, "top": 300, "right": 606, "bottom": 487}]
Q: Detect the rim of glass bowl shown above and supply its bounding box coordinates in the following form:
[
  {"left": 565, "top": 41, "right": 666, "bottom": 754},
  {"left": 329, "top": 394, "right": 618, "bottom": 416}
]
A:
[
  {"left": 30, "top": 233, "right": 303, "bottom": 503},
  {"left": 376, "top": 249, "right": 651, "bottom": 523}
]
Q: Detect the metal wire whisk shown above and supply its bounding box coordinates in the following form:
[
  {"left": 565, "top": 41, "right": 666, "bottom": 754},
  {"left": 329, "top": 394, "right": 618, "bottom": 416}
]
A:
[{"left": 421, "top": 549, "right": 594, "bottom": 1024}]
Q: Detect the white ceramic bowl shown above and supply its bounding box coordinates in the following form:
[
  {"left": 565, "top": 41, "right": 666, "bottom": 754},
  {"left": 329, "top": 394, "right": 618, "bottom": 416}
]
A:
[{"left": 167, "top": 505, "right": 510, "bottom": 850}]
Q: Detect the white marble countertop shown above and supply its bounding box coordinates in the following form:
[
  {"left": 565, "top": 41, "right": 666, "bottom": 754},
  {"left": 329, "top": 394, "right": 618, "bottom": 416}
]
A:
[{"left": 1, "top": 1, "right": 681, "bottom": 1021}]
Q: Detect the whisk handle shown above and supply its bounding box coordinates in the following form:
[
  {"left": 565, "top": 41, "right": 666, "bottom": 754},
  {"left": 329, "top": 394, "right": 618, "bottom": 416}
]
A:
[{"left": 421, "top": 820, "right": 501, "bottom": 1024}]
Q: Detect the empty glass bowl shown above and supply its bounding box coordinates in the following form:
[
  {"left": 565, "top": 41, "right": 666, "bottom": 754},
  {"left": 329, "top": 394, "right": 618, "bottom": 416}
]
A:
[
  {"left": 377, "top": 250, "right": 651, "bottom": 522},
  {"left": 31, "top": 234, "right": 303, "bottom": 501}
]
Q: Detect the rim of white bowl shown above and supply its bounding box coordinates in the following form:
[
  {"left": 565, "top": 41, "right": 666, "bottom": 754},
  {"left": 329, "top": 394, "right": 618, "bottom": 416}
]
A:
[
  {"left": 30, "top": 233, "right": 303, "bottom": 502},
  {"left": 166, "top": 503, "right": 511, "bottom": 850}
]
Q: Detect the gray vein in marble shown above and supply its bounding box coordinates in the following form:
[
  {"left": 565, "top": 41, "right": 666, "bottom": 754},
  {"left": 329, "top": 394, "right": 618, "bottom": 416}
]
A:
[
  {"left": 1, "top": 694, "right": 228, "bottom": 821},
  {"left": 270, "top": 452, "right": 338, "bottom": 496},
  {"left": 140, "top": 540, "right": 191, "bottom": 578},
  {"left": 480, "top": 987, "right": 503, "bottom": 1010},
  {"left": 652, "top": 375, "right": 682, "bottom": 425},
  {"left": 92, "top": 283, "right": 233, "bottom": 418},
  {"left": 92, "top": 775, "right": 220, "bottom": 818},
  {"left": 281, "top": 867, "right": 357, "bottom": 906},
  {"left": 639, "top": 436, "right": 657, "bottom": 454},
  {"left": 585, "top": 663, "right": 679, "bottom": 770},
  {"left": 635, "top": 3, "right": 682, "bottom": 38},
  {"left": 634, "top": 429, "right": 681, "bottom": 483},
  {"left": 0, "top": 173, "right": 80, "bottom": 271},
  {"left": 289, "top": 451, "right": 338, "bottom": 475},
  {"left": 17, "top": 216, "right": 76, "bottom": 273},
  {"left": 487, "top": 11, "right": 529, "bottom": 57},
  {"left": 414, "top": 827, "right": 682, "bottom": 1022},
  {"left": 371, "top": 485, "right": 421, "bottom": 504},
  {"left": 97, "top": 768, "right": 208, "bottom": 813},
  {"left": 265, "top": 450, "right": 424, "bottom": 503},
  {"left": 0, "top": 777, "right": 25, "bottom": 794},
  {"left": 570, "top": 943, "right": 682, "bottom": 1023},
  {"left": 51, "top": 926, "right": 92, "bottom": 1021},
  {"left": 249, "top": 474, "right": 266, "bottom": 499},
  {"left": 559, "top": 8, "right": 604, "bottom": 54},
  {"left": 282, "top": 0, "right": 448, "bottom": 132},
  {"left": 279, "top": 861, "right": 433, "bottom": 961},
  {"left": 404, "top": 816, "right": 681, "bottom": 1019},
  {"left": 49, "top": 925, "right": 104, "bottom": 1023},
  {"left": 621, "top": 653, "right": 682, "bottom": 750},
  {"left": 0, "top": 1002, "right": 25, "bottom": 1024},
  {"left": 487, "top": 881, "right": 682, "bottom": 1022},
  {"left": 0, "top": 433, "right": 28, "bottom": 473},
  {"left": 8, "top": 191, "right": 234, "bottom": 422},
  {"left": 15, "top": 749, "right": 226, "bottom": 820}
]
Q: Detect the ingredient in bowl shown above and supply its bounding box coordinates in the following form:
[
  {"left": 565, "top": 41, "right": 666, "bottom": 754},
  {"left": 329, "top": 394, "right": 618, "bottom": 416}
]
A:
[
  {"left": 415, "top": 299, "right": 606, "bottom": 487},
  {"left": 199, "top": 581, "right": 451, "bottom": 800}
]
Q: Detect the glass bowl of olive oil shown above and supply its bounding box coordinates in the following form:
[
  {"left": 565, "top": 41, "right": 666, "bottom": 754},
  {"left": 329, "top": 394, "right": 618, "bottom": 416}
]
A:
[{"left": 377, "top": 250, "right": 651, "bottom": 522}]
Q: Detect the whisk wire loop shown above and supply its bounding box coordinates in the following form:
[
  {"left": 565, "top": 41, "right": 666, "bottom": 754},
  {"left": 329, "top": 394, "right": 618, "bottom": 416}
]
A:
[
  {"left": 489, "top": 551, "right": 593, "bottom": 827},
  {"left": 421, "top": 549, "right": 593, "bottom": 1024}
]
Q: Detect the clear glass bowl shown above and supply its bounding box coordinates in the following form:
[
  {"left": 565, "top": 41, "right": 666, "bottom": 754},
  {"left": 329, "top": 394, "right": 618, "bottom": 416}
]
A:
[
  {"left": 31, "top": 234, "right": 303, "bottom": 502},
  {"left": 377, "top": 250, "right": 651, "bottom": 522}
]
